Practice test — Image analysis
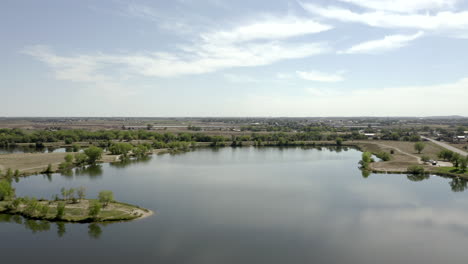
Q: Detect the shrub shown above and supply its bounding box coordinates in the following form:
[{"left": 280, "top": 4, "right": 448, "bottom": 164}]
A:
[
  {"left": 407, "top": 165, "right": 425, "bottom": 175},
  {"left": 421, "top": 155, "right": 431, "bottom": 163},
  {"left": 376, "top": 152, "right": 391, "bottom": 161}
]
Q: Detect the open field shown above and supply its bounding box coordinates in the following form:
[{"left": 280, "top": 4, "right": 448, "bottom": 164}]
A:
[
  {"left": 350, "top": 140, "right": 448, "bottom": 173},
  {"left": 0, "top": 152, "right": 119, "bottom": 175}
]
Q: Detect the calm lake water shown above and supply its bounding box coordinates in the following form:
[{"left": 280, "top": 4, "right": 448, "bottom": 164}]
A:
[{"left": 2, "top": 147, "right": 468, "bottom": 264}]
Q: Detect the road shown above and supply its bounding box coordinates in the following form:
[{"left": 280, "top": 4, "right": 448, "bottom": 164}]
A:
[{"left": 421, "top": 136, "right": 468, "bottom": 156}]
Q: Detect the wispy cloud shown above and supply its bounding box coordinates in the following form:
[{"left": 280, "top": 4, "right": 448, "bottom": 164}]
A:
[
  {"left": 296, "top": 70, "right": 345, "bottom": 82},
  {"left": 24, "top": 16, "right": 331, "bottom": 80},
  {"left": 200, "top": 16, "right": 332, "bottom": 43},
  {"left": 337, "top": 0, "right": 459, "bottom": 13},
  {"left": 300, "top": 2, "right": 468, "bottom": 32},
  {"left": 339, "top": 31, "right": 424, "bottom": 54}
]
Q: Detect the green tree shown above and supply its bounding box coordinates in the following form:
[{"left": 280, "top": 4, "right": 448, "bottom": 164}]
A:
[
  {"left": 0, "top": 180, "right": 15, "bottom": 201},
  {"left": 88, "top": 201, "right": 101, "bottom": 219},
  {"left": 460, "top": 157, "right": 468, "bottom": 172},
  {"left": 84, "top": 146, "right": 103, "bottom": 164},
  {"left": 74, "top": 153, "right": 88, "bottom": 166},
  {"left": 56, "top": 202, "right": 65, "bottom": 219},
  {"left": 77, "top": 186, "right": 86, "bottom": 201},
  {"left": 64, "top": 154, "right": 73, "bottom": 163},
  {"left": 336, "top": 137, "right": 343, "bottom": 146},
  {"left": 109, "top": 142, "right": 133, "bottom": 156},
  {"left": 98, "top": 190, "right": 114, "bottom": 207},
  {"left": 414, "top": 142, "right": 425, "bottom": 154}
]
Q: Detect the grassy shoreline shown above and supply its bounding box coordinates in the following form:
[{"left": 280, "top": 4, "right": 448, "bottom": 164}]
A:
[
  {"left": 0, "top": 199, "right": 152, "bottom": 223},
  {"left": 1, "top": 140, "right": 466, "bottom": 180}
]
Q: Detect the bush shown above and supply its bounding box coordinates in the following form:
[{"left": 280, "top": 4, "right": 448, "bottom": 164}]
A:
[
  {"left": 407, "top": 165, "right": 425, "bottom": 175},
  {"left": 376, "top": 152, "right": 391, "bottom": 161},
  {"left": 421, "top": 155, "right": 431, "bottom": 163}
]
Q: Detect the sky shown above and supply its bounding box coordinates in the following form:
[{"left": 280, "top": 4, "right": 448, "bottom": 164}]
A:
[{"left": 2, "top": 0, "right": 468, "bottom": 117}]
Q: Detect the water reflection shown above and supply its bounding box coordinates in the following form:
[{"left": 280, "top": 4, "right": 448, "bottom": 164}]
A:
[
  {"left": 407, "top": 174, "right": 430, "bottom": 182},
  {"left": 0, "top": 214, "right": 106, "bottom": 239},
  {"left": 449, "top": 177, "right": 468, "bottom": 192},
  {"left": 109, "top": 156, "right": 152, "bottom": 169},
  {"left": 75, "top": 165, "right": 103, "bottom": 179},
  {"left": 88, "top": 223, "right": 102, "bottom": 239}
]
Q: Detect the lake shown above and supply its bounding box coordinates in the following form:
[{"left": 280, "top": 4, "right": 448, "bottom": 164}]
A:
[{"left": 1, "top": 146, "right": 468, "bottom": 264}]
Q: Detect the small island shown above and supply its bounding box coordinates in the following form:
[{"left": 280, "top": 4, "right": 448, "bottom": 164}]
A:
[{"left": 0, "top": 182, "right": 152, "bottom": 223}]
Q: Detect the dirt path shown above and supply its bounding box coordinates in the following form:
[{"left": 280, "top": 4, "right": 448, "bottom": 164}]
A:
[
  {"left": 421, "top": 136, "right": 468, "bottom": 156},
  {"left": 372, "top": 142, "right": 422, "bottom": 163}
]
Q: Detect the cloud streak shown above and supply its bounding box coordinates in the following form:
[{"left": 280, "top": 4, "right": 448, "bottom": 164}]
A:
[
  {"left": 300, "top": 2, "right": 468, "bottom": 32},
  {"left": 337, "top": 0, "right": 459, "bottom": 13},
  {"left": 339, "top": 31, "right": 424, "bottom": 54},
  {"left": 24, "top": 16, "right": 331, "bottom": 80}
]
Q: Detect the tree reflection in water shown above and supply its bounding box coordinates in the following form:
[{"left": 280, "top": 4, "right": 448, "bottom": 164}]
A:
[
  {"left": 450, "top": 177, "right": 468, "bottom": 192},
  {"left": 0, "top": 214, "right": 106, "bottom": 239}
]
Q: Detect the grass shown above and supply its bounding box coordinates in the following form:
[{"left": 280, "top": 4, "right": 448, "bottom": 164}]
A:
[
  {"left": 0, "top": 199, "right": 151, "bottom": 223},
  {"left": 0, "top": 152, "right": 119, "bottom": 176},
  {"left": 437, "top": 167, "right": 468, "bottom": 176}
]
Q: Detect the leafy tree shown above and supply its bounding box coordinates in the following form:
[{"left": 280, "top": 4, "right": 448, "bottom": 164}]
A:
[
  {"left": 64, "top": 154, "right": 73, "bottom": 163},
  {"left": 77, "top": 186, "right": 86, "bottom": 201},
  {"left": 452, "top": 153, "right": 462, "bottom": 168},
  {"left": 84, "top": 146, "right": 103, "bottom": 164},
  {"left": 98, "top": 190, "right": 114, "bottom": 207},
  {"left": 0, "top": 180, "right": 15, "bottom": 201},
  {"left": 74, "top": 153, "right": 88, "bottom": 166},
  {"left": 88, "top": 201, "right": 101, "bottom": 219},
  {"left": 56, "top": 202, "right": 65, "bottom": 219},
  {"left": 336, "top": 137, "right": 343, "bottom": 146},
  {"left": 109, "top": 142, "right": 133, "bottom": 156},
  {"left": 460, "top": 157, "right": 468, "bottom": 172},
  {"left": 414, "top": 142, "right": 425, "bottom": 154}
]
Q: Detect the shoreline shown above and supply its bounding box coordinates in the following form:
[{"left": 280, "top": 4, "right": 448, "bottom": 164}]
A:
[
  {"left": 0, "top": 199, "right": 154, "bottom": 223},
  {"left": 1, "top": 140, "right": 467, "bottom": 180}
]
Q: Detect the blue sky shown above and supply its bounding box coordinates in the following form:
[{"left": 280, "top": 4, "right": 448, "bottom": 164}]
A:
[{"left": 2, "top": 0, "right": 468, "bottom": 116}]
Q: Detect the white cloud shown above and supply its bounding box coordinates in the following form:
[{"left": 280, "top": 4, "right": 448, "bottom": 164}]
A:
[
  {"left": 340, "top": 31, "right": 424, "bottom": 54},
  {"left": 297, "top": 70, "right": 345, "bottom": 82},
  {"left": 337, "top": 0, "right": 459, "bottom": 13},
  {"left": 200, "top": 16, "right": 332, "bottom": 43},
  {"left": 300, "top": 3, "right": 468, "bottom": 31},
  {"left": 24, "top": 16, "right": 331, "bottom": 80}
]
